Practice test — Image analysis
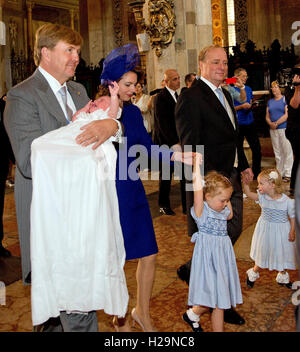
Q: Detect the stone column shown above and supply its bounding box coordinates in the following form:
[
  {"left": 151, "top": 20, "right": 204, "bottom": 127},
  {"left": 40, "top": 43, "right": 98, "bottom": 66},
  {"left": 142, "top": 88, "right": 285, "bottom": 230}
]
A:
[
  {"left": 181, "top": 0, "right": 197, "bottom": 78},
  {"left": 0, "top": 0, "right": 5, "bottom": 95},
  {"left": 87, "top": 0, "right": 103, "bottom": 66},
  {"left": 70, "top": 8, "right": 75, "bottom": 30},
  {"left": 26, "top": 0, "right": 35, "bottom": 58},
  {"left": 195, "top": 0, "right": 213, "bottom": 49}
]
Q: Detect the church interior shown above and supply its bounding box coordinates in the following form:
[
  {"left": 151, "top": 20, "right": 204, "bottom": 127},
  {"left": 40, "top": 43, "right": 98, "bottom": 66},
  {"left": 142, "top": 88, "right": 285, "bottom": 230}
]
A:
[{"left": 0, "top": 0, "right": 300, "bottom": 333}]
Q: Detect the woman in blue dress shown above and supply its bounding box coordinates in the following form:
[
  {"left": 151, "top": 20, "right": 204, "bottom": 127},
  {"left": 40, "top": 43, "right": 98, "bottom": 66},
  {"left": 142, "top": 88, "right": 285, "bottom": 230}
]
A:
[{"left": 98, "top": 44, "right": 193, "bottom": 331}]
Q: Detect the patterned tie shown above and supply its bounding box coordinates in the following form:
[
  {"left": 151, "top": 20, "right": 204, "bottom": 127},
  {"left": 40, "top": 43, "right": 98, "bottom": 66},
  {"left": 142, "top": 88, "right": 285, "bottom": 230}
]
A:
[
  {"left": 58, "top": 86, "right": 73, "bottom": 122},
  {"left": 216, "top": 88, "right": 226, "bottom": 109}
]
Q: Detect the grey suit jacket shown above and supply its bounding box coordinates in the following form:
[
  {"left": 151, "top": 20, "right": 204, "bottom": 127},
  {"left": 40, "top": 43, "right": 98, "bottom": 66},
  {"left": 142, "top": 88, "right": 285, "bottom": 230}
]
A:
[{"left": 4, "top": 69, "right": 90, "bottom": 283}]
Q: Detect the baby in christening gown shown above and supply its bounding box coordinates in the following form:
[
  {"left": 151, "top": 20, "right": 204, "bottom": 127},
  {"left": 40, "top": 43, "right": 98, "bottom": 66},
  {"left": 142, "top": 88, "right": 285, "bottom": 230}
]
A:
[{"left": 30, "top": 82, "right": 129, "bottom": 326}]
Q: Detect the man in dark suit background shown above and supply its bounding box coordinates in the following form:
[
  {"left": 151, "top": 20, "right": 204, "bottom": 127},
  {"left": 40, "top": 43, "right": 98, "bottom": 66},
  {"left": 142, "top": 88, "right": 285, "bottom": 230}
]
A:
[
  {"left": 153, "top": 69, "right": 186, "bottom": 215},
  {"left": 175, "top": 44, "right": 253, "bottom": 325}
]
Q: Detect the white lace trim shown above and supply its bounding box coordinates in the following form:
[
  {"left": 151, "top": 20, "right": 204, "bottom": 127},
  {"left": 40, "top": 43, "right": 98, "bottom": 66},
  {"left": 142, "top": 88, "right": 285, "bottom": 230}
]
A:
[
  {"left": 276, "top": 271, "right": 290, "bottom": 284},
  {"left": 246, "top": 268, "right": 260, "bottom": 282}
]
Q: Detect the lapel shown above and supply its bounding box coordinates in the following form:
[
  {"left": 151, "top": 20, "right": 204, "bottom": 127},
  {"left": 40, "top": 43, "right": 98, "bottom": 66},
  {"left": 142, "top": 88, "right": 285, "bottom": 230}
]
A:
[
  {"left": 163, "top": 87, "right": 176, "bottom": 108},
  {"left": 222, "top": 87, "right": 239, "bottom": 131},
  {"left": 33, "top": 69, "right": 68, "bottom": 125},
  {"left": 67, "top": 81, "right": 84, "bottom": 110},
  {"left": 196, "top": 79, "right": 235, "bottom": 132}
]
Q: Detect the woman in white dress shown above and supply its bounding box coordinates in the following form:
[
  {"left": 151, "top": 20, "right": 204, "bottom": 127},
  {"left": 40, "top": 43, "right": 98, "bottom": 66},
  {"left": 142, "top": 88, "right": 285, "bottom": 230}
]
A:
[
  {"left": 132, "top": 82, "right": 152, "bottom": 135},
  {"left": 243, "top": 168, "right": 296, "bottom": 289}
]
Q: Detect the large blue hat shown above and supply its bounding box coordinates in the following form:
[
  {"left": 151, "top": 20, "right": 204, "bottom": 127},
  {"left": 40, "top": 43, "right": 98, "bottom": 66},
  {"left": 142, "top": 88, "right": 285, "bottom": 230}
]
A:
[{"left": 100, "top": 43, "right": 140, "bottom": 86}]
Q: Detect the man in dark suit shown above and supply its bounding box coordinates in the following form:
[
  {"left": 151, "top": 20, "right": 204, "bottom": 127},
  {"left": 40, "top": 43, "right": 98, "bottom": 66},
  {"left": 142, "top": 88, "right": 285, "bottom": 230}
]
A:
[
  {"left": 4, "top": 23, "right": 121, "bottom": 332},
  {"left": 153, "top": 69, "right": 186, "bottom": 215},
  {"left": 175, "top": 44, "right": 253, "bottom": 325}
]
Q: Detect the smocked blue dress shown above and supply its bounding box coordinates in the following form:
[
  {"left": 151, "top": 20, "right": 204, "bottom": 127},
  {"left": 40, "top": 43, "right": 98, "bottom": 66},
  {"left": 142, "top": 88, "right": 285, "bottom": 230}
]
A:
[
  {"left": 116, "top": 103, "right": 170, "bottom": 260},
  {"left": 188, "top": 203, "right": 243, "bottom": 309},
  {"left": 250, "top": 192, "right": 296, "bottom": 271}
]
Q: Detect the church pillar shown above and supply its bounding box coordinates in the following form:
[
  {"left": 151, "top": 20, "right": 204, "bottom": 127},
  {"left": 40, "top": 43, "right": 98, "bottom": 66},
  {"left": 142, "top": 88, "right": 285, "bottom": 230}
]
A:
[
  {"left": 26, "top": 0, "right": 35, "bottom": 58},
  {"left": 69, "top": 8, "right": 75, "bottom": 30},
  {"left": 195, "top": 0, "right": 213, "bottom": 50}
]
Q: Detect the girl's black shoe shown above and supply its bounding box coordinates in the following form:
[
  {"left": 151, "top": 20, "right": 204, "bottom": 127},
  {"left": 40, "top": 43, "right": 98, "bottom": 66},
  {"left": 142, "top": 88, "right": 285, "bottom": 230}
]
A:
[{"left": 182, "top": 312, "right": 203, "bottom": 332}]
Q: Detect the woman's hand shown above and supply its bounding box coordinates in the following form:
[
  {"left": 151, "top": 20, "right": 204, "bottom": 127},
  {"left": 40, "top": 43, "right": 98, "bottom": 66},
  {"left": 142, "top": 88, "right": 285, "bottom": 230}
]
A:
[
  {"left": 241, "top": 168, "right": 254, "bottom": 184},
  {"left": 270, "top": 121, "right": 277, "bottom": 130},
  {"left": 109, "top": 81, "right": 119, "bottom": 97},
  {"left": 75, "top": 119, "right": 118, "bottom": 149},
  {"left": 242, "top": 102, "right": 252, "bottom": 109},
  {"left": 289, "top": 230, "right": 295, "bottom": 242}
]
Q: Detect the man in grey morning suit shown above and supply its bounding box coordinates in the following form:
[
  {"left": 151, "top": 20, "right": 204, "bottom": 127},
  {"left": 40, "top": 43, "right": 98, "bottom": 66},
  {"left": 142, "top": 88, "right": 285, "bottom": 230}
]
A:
[{"left": 4, "top": 24, "right": 121, "bottom": 332}]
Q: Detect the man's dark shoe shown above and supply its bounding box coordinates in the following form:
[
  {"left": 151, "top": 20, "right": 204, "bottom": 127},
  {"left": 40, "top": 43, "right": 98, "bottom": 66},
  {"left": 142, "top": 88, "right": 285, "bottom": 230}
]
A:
[
  {"left": 0, "top": 245, "right": 11, "bottom": 258},
  {"left": 246, "top": 277, "right": 255, "bottom": 288},
  {"left": 177, "top": 264, "right": 190, "bottom": 285},
  {"left": 224, "top": 308, "right": 245, "bottom": 325},
  {"left": 159, "top": 207, "right": 175, "bottom": 216},
  {"left": 182, "top": 312, "right": 203, "bottom": 332},
  {"left": 25, "top": 272, "right": 31, "bottom": 284}
]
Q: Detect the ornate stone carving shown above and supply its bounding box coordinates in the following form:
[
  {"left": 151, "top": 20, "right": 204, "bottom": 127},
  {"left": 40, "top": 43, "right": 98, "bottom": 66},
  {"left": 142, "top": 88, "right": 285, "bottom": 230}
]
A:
[
  {"left": 113, "top": 0, "right": 124, "bottom": 47},
  {"left": 146, "top": 0, "right": 176, "bottom": 57},
  {"left": 128, "top": 0, "right": 176, "bottom": 57},
  {"left": 9, "top": 19, "right": 17, "bottom": 51},
  {"left": 234, "top": 0, "right": 248, "bottom": 45}
]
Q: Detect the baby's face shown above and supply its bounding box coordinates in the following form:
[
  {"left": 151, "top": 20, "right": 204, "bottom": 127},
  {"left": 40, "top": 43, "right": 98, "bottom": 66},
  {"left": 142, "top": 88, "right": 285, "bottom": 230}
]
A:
[{"left": 89, "top": 96, "right": 110, "bottom": 113}]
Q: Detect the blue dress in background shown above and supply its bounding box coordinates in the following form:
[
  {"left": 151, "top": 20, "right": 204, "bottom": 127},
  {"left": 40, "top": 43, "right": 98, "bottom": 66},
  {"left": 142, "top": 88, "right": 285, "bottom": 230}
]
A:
[{"left": 116, "top": 103, "right": 161, "bottom": 260}]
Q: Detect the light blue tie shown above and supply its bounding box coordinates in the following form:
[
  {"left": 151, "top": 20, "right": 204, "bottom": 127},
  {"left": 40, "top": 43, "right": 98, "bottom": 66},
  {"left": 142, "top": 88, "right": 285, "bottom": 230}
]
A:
[
  {"left": 216, "top": 88, "right": 226, "bottom": 109},
  {"left": 59, "top": 86, "right": 73, "bottom": 123}
]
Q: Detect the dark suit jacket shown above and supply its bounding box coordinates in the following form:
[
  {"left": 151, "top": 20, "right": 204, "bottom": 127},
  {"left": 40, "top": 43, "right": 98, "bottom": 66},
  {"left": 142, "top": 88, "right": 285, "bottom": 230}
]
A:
[
  {"left": 175, "top": 78, "right": 249, "bottom": 177},
  {"left": 153, "top": 87, "right": 179, "bottom": 147}
]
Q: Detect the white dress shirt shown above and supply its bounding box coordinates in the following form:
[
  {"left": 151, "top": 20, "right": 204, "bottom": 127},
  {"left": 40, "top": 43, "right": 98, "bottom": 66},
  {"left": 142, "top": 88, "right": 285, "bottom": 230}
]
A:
[
  {"left": 166, "top": 86, "right": 178, "bottom": 102},
  {"left": 38, "top": 66, "right": 77, "bottom": 121}
]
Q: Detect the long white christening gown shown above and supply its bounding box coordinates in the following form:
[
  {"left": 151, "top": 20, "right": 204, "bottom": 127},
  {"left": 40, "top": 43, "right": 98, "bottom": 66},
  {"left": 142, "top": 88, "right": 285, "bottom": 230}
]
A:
[{"left": 30, "top": 107, "right": 128, "bottom": 326}]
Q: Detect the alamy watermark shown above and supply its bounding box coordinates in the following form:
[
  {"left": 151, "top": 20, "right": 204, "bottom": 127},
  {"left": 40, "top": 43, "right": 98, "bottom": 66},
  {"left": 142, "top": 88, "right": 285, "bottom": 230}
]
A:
[
  {"left": 292, "top": 21, "right": 300, "bottom": 46},
  {"left": 0, "top": 281, "right": 5, "bottom": 305},
  {"left": 99, "top": 138, "right": 204, "bottom": 191}
]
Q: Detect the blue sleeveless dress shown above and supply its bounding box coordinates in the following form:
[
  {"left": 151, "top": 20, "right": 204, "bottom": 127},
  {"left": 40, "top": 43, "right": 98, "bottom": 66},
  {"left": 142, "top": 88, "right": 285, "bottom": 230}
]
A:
[{"left": 115, "top": 104, "right": 161, "bottom": 260}]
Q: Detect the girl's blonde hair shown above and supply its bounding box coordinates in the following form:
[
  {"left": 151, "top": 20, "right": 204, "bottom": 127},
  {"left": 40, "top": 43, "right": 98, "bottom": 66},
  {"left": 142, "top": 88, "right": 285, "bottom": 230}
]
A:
[
  {"left": 258, "top": 168, "right": 284, "bottom": 194},
  {"left": 203, "top": 171, "right": 233, "bottom": 197}
]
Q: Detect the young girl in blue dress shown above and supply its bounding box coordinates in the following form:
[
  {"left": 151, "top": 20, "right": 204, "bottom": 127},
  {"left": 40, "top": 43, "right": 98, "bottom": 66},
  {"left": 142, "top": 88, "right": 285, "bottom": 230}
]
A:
[
  {"left": 183, "top": 154, "right": 243, "bottom": 332},
  {"left": 243, "top": 168, "right": 296, "bottom": 288}
]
